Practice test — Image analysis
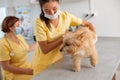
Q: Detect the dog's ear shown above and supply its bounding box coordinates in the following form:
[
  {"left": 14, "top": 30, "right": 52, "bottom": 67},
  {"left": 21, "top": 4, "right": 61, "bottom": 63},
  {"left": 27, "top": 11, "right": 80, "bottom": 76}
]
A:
[
  {"left": 63, "top": 29, "right": 70, "bottom": 36},
  {"left": 64, "top": 30, "right": 71, "bottom": 37},
  {"left": 74, "top": 39, "right": 80, "bottom": 47},
  {"left": 76, "top": 33, "right": 84, "bottom": 40},
  {"left": 65, "top": 29, "right": 70, "bottom": 33},
  {"left": 63, "top": 31, "right": 73, "bottom": 41}
]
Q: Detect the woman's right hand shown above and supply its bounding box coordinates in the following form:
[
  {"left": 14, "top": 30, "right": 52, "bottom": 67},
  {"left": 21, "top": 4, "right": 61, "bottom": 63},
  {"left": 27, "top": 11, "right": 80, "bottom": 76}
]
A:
[{"left": 24, "top": 68, "right": 33, "bottom": 75}]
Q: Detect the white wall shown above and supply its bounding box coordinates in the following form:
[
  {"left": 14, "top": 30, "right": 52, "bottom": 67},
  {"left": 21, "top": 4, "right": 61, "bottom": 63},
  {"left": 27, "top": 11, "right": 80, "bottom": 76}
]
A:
[
  {"left": 60, "top": 0, "right": 120, "bottom": 37},
  {"left": 0, "top": 0, "right": 30, "bottom": 7},
  {"left": 0, "top": 0, "right": 120, "bottom": 37},
  {"left": 93, "top": 0, "right": 120, "bottom": 37},
  {"left": 0, "top": 8, "right": 6, "bottom": 38}
]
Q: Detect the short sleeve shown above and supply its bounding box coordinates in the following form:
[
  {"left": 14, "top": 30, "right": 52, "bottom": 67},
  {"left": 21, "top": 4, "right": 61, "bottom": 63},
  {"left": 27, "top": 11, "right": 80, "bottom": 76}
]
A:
[
  {"left": 0, "top": 42, "right": 11, "bottom": 61},
  {"left": 66, "top": 12, "right": 83, "bottom": 26},
  {"left": 34, "top": 18, "right": 47, "bottom": 41}
]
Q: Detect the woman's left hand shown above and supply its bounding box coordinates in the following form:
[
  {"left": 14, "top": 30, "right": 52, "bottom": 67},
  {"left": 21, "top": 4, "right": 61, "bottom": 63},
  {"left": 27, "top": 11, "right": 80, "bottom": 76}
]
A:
[
  {"left": 81, "top": 20, "right": 96, "bottom": 33},
  {"left": 28, "top": 42, "right": 37, "bottom": 52}
]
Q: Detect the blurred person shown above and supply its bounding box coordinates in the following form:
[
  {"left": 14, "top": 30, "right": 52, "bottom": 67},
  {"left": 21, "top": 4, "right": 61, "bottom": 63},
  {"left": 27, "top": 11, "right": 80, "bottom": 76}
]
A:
[{"left": 0, "top": 16, "right": 36, "bottom": 80}]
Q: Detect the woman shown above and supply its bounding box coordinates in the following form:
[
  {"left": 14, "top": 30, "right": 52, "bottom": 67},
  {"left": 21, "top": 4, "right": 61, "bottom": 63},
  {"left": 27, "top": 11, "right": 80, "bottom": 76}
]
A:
[
  {"left": 0, "top": 16, "right": 36, "bottom": 80},
  {"left": 32, "top": 0, "right": 96, "bottom": 75}
]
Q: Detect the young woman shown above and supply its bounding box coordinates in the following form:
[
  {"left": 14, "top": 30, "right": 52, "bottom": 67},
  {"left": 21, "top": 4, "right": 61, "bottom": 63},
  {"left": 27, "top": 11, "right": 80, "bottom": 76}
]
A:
[
  {"left": 0, "top": 16, "right": 36, "bottom": 80},
  {"left": 32, "top": 0, "right": 96, "bottom": 75}
]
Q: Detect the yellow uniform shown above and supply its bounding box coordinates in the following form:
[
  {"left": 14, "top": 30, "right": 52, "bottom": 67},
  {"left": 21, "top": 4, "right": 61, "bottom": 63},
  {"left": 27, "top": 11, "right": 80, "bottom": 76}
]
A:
[
  {"left": 32, "top": 11, "right": 82, "bottom": 75},
  {"left": 0, "top": 35, "right": 33, "bottom": 80}
]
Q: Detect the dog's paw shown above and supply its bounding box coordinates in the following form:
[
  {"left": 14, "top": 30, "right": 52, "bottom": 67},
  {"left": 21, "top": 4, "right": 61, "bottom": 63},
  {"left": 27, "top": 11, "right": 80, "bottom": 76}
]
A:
[
  {"left": 73, "top": 67, "right": 80, "bottom": 72},
  {"left": 91, "top": 61, "right": 97, "bottom": 67}
]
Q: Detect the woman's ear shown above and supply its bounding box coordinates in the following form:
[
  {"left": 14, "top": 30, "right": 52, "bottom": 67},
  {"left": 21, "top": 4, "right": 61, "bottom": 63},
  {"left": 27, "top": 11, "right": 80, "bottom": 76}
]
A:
[
  {"left": 9, "top": 26, "right": 14, "bottom": 32},
  {"left": 9, "top": 27, "right": 12, "bottom": 31}
]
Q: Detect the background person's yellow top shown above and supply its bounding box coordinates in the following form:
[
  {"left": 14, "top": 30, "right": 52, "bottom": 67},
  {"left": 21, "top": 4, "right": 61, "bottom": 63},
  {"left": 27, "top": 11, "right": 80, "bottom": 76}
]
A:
[
  {"left": 32, "top": 11, "right": 82, "bottom": 75},
  {"left": 0, "top": 35, "right": 32, "bottom": 80}
]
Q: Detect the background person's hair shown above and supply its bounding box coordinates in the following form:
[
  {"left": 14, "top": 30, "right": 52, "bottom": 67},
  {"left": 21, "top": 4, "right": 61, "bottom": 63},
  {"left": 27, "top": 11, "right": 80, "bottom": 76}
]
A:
[
  {"left": 39, "top": 0, "right": 59, "bottom": 30},
  {"left": 2, "top": 16, "right": 19, "bottom": 33}
]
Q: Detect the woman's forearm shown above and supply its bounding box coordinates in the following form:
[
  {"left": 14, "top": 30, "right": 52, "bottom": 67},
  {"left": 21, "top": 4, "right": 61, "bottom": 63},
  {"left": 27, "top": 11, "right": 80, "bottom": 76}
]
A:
[
  {"left": 5, "top": 65, "right": 26, "bottom": 74},
  {"left": 1, "top": 61, "right": 33, "bottom": 75},
  {"left": 39, "top": 37, "right": 63, "bottom": 54}
]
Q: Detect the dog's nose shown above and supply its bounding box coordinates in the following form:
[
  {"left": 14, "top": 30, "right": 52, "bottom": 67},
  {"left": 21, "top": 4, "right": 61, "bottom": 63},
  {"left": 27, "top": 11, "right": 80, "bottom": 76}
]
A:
[{"left": 60, "top": 48, "right": 63, "bottom": 52}]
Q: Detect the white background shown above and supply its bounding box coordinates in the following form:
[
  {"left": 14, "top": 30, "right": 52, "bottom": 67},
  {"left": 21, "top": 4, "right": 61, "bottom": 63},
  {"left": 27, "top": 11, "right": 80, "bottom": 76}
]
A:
[{"left": 0, "top": 0, "right": 120, "bottom": 37}]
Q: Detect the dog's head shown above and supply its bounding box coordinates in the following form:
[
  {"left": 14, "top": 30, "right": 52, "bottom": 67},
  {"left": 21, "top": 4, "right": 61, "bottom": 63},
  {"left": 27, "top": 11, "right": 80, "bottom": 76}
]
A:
[
  {"left": 60, "top": 36, "right": 80, "bottom": 55},
  {"left": 60, "top": 27, "right": 96, "bottom": 55}
]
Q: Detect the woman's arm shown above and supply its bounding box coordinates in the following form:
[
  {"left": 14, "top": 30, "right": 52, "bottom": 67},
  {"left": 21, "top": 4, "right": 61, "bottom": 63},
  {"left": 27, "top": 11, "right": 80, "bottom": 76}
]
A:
[
  {"left": 81, "top": 20, "right": 96, "bottom": 33},
  {"left": 1, "top": 61, "right": 33, "bottom": 75},
  {"left": 38, "top": 37, "right": 63, "bottom": 54}
]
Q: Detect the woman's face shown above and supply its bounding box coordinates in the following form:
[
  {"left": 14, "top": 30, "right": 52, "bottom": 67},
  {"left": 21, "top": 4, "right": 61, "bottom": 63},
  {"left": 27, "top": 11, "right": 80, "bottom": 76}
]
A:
[
  {"left": 14, "top": 20, "right": 21, "bottom": 28},
  {"left": 42, "top": 1, "right": 59, "bottom": 15},
  {"left": 9, "top": 20, "right": 21, "bottom": 32}
]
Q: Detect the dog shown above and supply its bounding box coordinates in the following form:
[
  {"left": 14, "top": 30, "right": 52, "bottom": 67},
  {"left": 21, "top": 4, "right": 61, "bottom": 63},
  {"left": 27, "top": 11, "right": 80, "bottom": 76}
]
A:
[{"left": 60, "top": 27, "right": 98, "bottom": 72}]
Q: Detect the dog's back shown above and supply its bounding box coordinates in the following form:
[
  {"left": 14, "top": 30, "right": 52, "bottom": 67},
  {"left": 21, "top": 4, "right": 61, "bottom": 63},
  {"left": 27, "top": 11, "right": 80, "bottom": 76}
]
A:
[{"left": 74, "top": 27, "right": 97, "bottom": 57}]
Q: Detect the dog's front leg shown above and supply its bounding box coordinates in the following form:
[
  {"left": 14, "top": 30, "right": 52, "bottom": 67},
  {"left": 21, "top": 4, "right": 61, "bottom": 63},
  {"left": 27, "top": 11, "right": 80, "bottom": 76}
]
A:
[
  {"left": 72, "top": 54, "right": 81, "bottom": 72},
  {"left": 90, "top": 48, "right": 98, "bottom": 67}
]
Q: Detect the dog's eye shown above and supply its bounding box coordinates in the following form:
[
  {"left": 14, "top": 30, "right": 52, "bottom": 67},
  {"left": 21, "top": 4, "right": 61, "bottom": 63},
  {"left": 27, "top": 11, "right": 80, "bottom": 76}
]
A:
[{"left": 65, "top": 43, "right": 70, "bottom": 46}]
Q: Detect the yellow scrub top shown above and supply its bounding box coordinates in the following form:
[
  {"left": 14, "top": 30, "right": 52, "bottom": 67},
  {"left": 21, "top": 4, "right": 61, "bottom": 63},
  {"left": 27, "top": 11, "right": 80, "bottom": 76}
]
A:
[
  {"left": 32, "top": 11, "right": 82, "bottom": 75},
  {"left": 0, "top": 35, "right": 33, "bottom": 80}
]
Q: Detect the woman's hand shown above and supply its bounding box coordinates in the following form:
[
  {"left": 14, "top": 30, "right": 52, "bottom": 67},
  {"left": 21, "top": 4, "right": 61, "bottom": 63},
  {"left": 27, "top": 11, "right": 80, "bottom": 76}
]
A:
[
  {"left": 81, "top": 20, "right": 96, "bottom": 33},
  {"left": 24, "top": 68, "right": 33, "bottom": 75},
  {"left": 28, "top": 42, "right": 37, "bottom": 52}
]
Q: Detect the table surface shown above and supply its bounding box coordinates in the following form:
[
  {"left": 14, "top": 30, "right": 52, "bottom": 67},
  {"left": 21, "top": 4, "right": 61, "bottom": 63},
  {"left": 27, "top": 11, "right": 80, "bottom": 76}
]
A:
[{"left": 31, "top": 37, "right": 120, "bottom": 80}]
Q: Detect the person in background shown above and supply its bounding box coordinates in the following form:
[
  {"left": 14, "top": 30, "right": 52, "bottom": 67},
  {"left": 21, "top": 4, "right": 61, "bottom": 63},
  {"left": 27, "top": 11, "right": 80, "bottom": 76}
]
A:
[
  {"left": 32, "top": 0, "right": 96, "bottom": 75},
  {"left": 0, "top": 16, "right": 36, "bottom": 80}
]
